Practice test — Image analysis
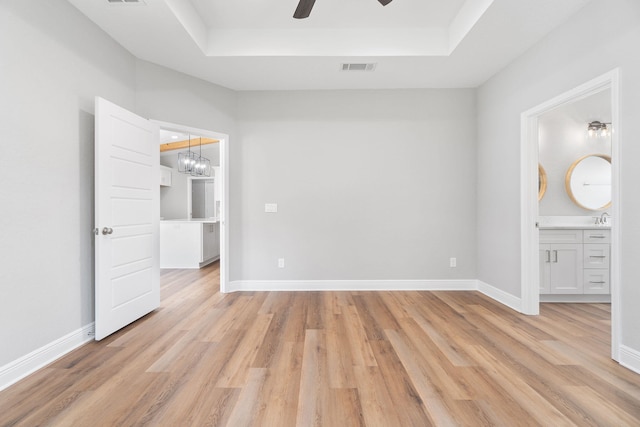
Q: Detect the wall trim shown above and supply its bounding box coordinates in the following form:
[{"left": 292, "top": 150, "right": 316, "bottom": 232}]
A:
[
  {"left": 619, "top": 345, "right": 640, "bottom": 375},
  {"left": 0, "top": 323, "right": 95, "bottom": 392},
  {"left": 477, "top": 280, "right": 523, "bottom": 313},
  {"left": 228, "top": 279, "right": 478, "bottom": 292},
  {"left": 540, "top": 294, "right": 611, "bottom": 303}
]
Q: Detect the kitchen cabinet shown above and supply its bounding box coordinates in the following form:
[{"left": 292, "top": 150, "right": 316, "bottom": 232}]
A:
[
  {"left": 160, "top": 165, "right": 172, "bottom": 187},
  {"left": 202, "top": 222, "right": 220, "bottom": 262},
  {"left": 160, "top": 220, "right": 219, "bottom": 268},
  {"left": 539, "top": 228, "right": 610, "bottom": 296}
]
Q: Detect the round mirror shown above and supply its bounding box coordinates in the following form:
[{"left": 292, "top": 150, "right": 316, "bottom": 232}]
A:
[
  {"left": 565, "top": 154, "right": 612, "bottom": 211},
  {"left": 538, "top": 164, "right": 547, "bottom": 201}
]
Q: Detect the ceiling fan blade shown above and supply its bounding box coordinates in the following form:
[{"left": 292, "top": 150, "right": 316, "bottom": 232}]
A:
[
  {"left": 378, "top": 0, "right": 393, "bottom": 5},
  {"left": 294, "top": 0, "right": 316, "bottom": 19}
]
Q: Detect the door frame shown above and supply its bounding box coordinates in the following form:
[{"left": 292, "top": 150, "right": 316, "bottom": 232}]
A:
[
  {"left": 520, "top": 69, "right": 620, "bottom": 360},
  {"left": 153, "top": 120, "right": 230, "bottom": 293}
]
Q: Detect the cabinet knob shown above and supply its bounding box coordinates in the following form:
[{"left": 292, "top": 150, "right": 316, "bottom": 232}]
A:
[{"left": 102, "top": 227, "right": 113, "bottom": 235}]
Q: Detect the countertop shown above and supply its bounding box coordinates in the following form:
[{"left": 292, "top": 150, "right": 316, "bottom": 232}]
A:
[
  {"left": 537, "top": 216, "right": 611, "bottom": 230},
  {"left": 161, "top": 218, "right": 219, "bottom": 224},
  {"left": 538, "top": 224, "right": 611, "bottom": 230}
]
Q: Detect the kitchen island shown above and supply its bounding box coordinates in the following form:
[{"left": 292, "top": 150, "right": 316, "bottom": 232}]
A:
[{"left": 160, "top": 219, "right": 220, "bottom": 269}]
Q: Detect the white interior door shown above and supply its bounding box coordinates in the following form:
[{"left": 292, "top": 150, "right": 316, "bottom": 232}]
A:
[{"left": 95, "top": 97, "right": 160, "bottom": 340}]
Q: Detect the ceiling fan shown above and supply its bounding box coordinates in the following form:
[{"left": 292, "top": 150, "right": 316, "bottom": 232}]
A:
[{"left": 294, "top": 0, "right": 393, "bottom": 19}]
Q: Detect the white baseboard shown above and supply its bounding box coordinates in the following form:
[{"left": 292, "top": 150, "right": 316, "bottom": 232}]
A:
[
  {"left": 0, "top": 323, "right": 95, "bottom": 392},
  {"left": 477, "top": 280, "right": 523, "bottom": 313},
  {"left": 619, "top": 345, "right": 640, "bottom": 375},
  {"left": 228, "top": 279, "right": 477, "bottom": 292},
  {"left": 540, "top": 294, "right": 611, "bottom": 303}
]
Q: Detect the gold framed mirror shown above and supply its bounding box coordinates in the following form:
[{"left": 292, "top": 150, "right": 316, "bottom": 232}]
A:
[
  {"left": 538, "top": 164, "right": 547, "bottom": 201},
  {"left": 565, "top": 154, "right": 612, "bottom": 211}
]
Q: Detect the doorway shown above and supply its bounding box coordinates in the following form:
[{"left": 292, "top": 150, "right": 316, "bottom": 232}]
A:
[
  {"left": 520, "top": 70, "right": 620, "bottom": 360},
  {"left": 154, "top": 120, "right": 230, "bottom": 293}
]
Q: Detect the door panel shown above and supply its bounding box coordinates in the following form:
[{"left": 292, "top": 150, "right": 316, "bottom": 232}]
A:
[{"left": 95, "top": 97, "right": 159, "bottom": 340}]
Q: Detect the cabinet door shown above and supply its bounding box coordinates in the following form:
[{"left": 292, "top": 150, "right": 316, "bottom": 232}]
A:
[
  {"left": 550, "top": 244, "right": 583, "bottom": 294},
  {"left": 214, "top": 223, "right": 220, "bottom": 258},
  {"left": 202, "top": 223, "right": 215, "bottom": 261},
  {"left": 160, "top": 166, "right": 172, "bottom": 186},
  {"left": 539, "top": 244, "right": 551, "bottom": 294}
]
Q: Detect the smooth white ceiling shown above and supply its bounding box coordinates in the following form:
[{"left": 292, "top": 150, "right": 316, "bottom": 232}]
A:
[{"left": 67, "top": 0, "right": 592, "bottom": 91}]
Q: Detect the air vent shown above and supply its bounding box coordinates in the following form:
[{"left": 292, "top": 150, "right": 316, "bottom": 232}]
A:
[
  {"left": 341, "top": 63, "right": 377, "bottom": 72},
  {"left": 107, "top": 0, "right": 145, "bottom": 4}
]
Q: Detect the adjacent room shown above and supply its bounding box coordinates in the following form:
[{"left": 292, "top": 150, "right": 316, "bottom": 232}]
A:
[{"left": 1, "top": 0, "right": 640, "bottom": 425}]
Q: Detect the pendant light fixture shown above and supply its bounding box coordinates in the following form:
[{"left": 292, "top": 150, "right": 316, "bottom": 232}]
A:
[
  {"left": 178, "top": 134, "right": 198, "bottom": 174},
  {"left": 191, "top": 137, "right": 211, "bottom": 177},
  {"left": 178, "top": 134, "right": 211, "bottom": 176}
]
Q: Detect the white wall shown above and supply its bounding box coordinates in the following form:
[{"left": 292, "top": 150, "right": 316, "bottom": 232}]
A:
[
  {"left": 538, "top": 89, "right": 611, "bottom": 216},
  {"left": 477, "top": 0, "right": 640, "bottom": 354},
  {"left": 0, "top": 0, "right": 136, "bottom": 367},
  {"left": 235, "top": 89, "right": 477, "bottom": 282},
  {"left": 159, "top": 154, "right": 190, "bottom": 220}
]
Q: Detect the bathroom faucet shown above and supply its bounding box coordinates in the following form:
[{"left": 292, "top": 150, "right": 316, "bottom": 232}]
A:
[{"left": 594, "top": 212, "right": 610, "bottom": 225}]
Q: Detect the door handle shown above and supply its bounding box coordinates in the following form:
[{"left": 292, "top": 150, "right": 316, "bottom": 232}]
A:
[
  {"left": 546, "top": 250, "right": 551, "bottom": 263},
  {"left": 102, "top": 227, "right": 113, "bottom": 235},
  {"left": 553, "top": 250, "right": 558, "bottom": 263}
]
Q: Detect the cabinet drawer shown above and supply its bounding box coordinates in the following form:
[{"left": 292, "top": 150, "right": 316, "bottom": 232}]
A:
[
  {"left": 540, "top": 229, "right": 583, "bottom": 244},
  {"left": 584, "top": 270, "right": 610, "bottom": 294},
  {"left": 584, "top": 244, "right": 610, "bottom": 268},
  {"left": 583, "top": 229, "right": 610, "bottom": 243}
]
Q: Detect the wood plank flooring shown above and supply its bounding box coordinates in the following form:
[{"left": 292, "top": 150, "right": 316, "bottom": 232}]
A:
[{"left": 1, "top": 262, "right": 639, "bottom": 426}]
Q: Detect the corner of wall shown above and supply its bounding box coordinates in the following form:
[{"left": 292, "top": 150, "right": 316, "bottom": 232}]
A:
[
  {"left": 477, "top": 280, "right": 523, "bottom": 313},
  {"left": 0, "top": 323, "right": 95, "bottom": 392}
]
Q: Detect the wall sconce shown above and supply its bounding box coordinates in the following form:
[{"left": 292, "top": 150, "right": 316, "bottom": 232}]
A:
[{"left": 587, "top": 121, "right": 611, "bottom": 138}]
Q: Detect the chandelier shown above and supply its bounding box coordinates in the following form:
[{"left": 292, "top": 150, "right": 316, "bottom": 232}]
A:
[{"left": 177, "top": 135, "right": 211, "bottom": 177}]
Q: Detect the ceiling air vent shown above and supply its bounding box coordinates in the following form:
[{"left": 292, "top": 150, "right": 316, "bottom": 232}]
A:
[
  {"left": 341, "top": 63, "right": 377, "bottom": 72},
  {"left": 107, "top": 0, "right": 146, "bottom": 4}
]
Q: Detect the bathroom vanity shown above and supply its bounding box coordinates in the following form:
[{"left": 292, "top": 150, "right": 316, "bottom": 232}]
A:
[{"left": 538, "top": 219, "right": 610, "bottom": 302}]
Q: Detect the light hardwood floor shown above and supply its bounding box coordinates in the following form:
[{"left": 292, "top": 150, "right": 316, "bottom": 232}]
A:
[{"left": 1, "top": 262, "right": 639, "bottom": 426}]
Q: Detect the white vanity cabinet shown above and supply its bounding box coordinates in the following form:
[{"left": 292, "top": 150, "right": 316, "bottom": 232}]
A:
[
  {"left": 539, "top": 228, "right": 610, "bottom": 296},
  {"left": 583, "top": 230, "right": 610, "bottom": 294},
  {"left": 539, "top": 229, "right": 583, "bottom": 294}
]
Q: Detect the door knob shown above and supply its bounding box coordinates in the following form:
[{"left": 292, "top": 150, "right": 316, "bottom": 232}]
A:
[{"left": 102, "top": 227, "right": 113, "bottom": 235}]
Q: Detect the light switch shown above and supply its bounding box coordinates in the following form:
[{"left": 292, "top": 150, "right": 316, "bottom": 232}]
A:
[{"left": 265, "top": 203, "right": 278, "bottom": 213}]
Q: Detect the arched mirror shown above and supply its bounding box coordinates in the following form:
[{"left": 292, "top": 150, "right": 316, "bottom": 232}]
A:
[
  {"left": 538, "top": 164, "right": 547, "bottom": 201},
  {"left": 565, "top": 154, "right": 612, "bottom": 211}
]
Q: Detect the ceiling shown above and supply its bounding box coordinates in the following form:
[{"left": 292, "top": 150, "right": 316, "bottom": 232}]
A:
[{"left": 67, "top": 0, "right": 592, "bottom": 91}]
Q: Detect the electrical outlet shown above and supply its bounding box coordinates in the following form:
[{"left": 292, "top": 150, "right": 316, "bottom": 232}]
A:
[
  {"left": 278, "top": 258, "right": 285, "bottom": 268},
  {"left": 265, "top": 203, "right": 278, "bottom": 213},
  {"left": 450, "top": 257, "right": 457, "bottom": 268}
]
